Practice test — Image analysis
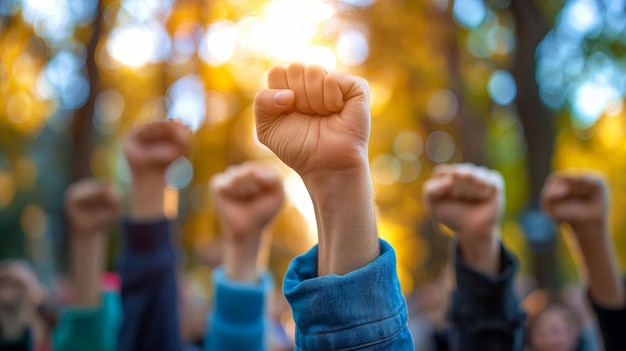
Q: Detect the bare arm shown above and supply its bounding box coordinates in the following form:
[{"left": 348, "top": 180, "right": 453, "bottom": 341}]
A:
[
  {"left": 211, "top": 161, "right": 284, "bottom": 282},
  {"left": 255, "top": 64, "right": 378, "bottom": 276},
  {"left": 423, "top": 164, "right": 504, "bottom": 277},
  {"left": 542, "top": 173, "right": 624, "bottom": 308},
  {"left": 65, "top": 179, "right": 120, "bottom": 307}
]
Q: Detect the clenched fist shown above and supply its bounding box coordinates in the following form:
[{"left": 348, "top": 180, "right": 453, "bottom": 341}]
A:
[
  {"left": 124, "top": 121, "right": 192, "bottom": 220},
  {"left": 423, "top": 164, "right": 504, "bottom": 238},
  {"left": 123, "top": 121, "right": 192, "bottom": 177},
  {"left": 541, "top": 172, "right": 608, "bottom": 234},
  {"left": 65, "top": 179, "right": 121, "bottom": 235},
  {"left": 423, "top": 164, "right": 504, "bottom": 276},
  {"left": 254, "top": 64, "right": 370, "bottom": 180},
  {"left": 211, "top": 162, "right": 284, "bottom": 240}
]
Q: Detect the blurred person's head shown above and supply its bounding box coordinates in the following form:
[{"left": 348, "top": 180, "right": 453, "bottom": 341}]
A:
[
  {"left": 0, "top": 259, "right": 44, "bottom": 341},
  {"left": 525, "top": 289, "right": 582, "bottom": 351}
]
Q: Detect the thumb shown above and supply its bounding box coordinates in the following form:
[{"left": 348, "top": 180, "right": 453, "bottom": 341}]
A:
[{"left": 254, "top": 89, "right": 295, "bottom": 121}]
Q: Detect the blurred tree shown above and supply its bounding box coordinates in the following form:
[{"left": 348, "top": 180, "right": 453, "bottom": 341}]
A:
[
  {"left": 70, "top": 0, "right": 102, "bottom": 181},
  {"left": 0, "top": 0, "right": 624, "bottom": 295}
]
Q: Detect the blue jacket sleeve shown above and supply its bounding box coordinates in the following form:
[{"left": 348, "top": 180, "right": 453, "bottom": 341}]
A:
[
  {"left": 204, "top": 267, "right": 273, "bottom": 351},
  {"left": 283, "top": 239, "right": 414, "bottom": 351},
  {"left": 590, "top": 278, "right": 626, "bottom": 351},
  {"left": 53, "top": 291, "right": 122, "bottom": 351},
  {"left": 448, "top": 242, "right": 526, "bottom": 351},
  {"left": 118, "top": 218, "right": 182, "bottom": 351}
]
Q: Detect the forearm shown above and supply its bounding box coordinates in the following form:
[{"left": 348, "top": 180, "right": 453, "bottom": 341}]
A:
[
  {"left": 573, "top": 224, "right": 624, "bottom": 308},
  {"left": 130, "top": 173, "right": 166, "bottom": 221},
  {"left": 71, "top": 233, "right": 106, "bottom": 307},
  {"left": 303, "top": 164, "right": 379, "bottom": 276},
  {"left": 223, "top": 230, "right": 268, "bottom": 283},
  {"left": 457, "top": 229, "right": 500, "bottom": 278}
]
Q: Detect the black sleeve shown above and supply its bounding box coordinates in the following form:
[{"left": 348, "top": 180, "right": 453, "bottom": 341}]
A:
[
  {"left": 590, "top": 278, "right": 626, "bottom": 351},
  {"left": 0, "top": 328, "right": 31, "bottom": 351},
  {"left": 448, "top": 242, "right": 526, "bottom": 351}
]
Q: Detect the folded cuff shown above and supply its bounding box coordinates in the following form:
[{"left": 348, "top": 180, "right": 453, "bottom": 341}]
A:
[{"left": 284, "top": 239, "right": 409, "bottom": 350}]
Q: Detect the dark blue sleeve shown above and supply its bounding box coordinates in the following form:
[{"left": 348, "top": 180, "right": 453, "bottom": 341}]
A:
[
  {"left": 118, "top": 218, "right": 181, "bottom": 351},
  {"left": 448, "top": 242, "right": 526, "bottom": 351},
  {"left": 590, "top": 278, "right": 626, "bottom": 351}
]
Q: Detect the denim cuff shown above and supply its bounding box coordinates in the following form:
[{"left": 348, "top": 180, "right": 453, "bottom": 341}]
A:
[{"left": 284, "top": 239, "right": 409, "bottom": 350}]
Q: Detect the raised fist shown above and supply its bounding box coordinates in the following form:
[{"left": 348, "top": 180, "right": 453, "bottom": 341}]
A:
[
  {"left": 123, "top": 121, "right": 191, "bottom": 177},
  {"left": 541, "top": 172, "right": 608, "bottom": 232},
  {"left": 210, "top": 162, "right": 284, "bottom": 239},
  {"left": 65, "top": 179, "right": 121, "bottom": 235},
  {"left": 423, "top": 163, "right": 504, "bottom": 238},
  {"left": 254, "top": 64, "right": 370, "bottom": 180}
]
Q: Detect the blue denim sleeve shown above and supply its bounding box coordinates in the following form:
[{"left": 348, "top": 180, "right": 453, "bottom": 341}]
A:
[
  {"left": 283, "top": 239, "right": 414, "bottom": 350},
  {"left": 590, "top": 277, "right": 626, "bottom": 351},
  {"left": 53, "top": 291, "right": 122, "bottom": 351},
  {"left": 205, "top": 267, "right": 273, "bottom": 351},
  {"left": 448, "top": 242, "right": 526, "bottom": 351},
  {"left": 119, "top": 218, "right": 182, "bottom": 351}
]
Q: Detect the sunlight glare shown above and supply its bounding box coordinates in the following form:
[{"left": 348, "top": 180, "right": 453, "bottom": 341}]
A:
[
  {"left": 254, "top": 0, "right": 335, "bottom": 63},
  {"left": 572, "top": 82, "right": 620, "bottom": 128},
  {"left": 199, "top": 20, "right": 238, "bottom": 66},
  {"left": 167, "top": 75, "right": 206, "bottom": 131},
  {"left": 337, "top": 30, "right": 369, "bottom": 66},
  {"left": 302, "top": 46, "right": 336, "bottom": 69},
  {"left": 107, "top": 23, "right": 170, "bottom": 67},
  {"left": 284, "top": 171, "right": 317, "bottom": 241}
]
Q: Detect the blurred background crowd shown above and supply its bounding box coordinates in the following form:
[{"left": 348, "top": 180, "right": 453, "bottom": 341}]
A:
[{"left": 0, "top": 0, "right": 625, "bottom": 348}]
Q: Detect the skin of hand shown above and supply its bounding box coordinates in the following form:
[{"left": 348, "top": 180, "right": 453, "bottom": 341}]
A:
[
  {"left": 0, "top": 261, "right": 44, "bottom": 340},
  {"left": 423, "top": 163, "right": 505, "bottom": 277},
  {"left": 65, "top": 179, "right": 121, "bottom": 306},
  {"left": 541, "top": 172, "right": 624, "bottom": 308},
  {"left": 541, "top": 172, "right": 607, "bottom": 236},
  {"left": 210, "top": 162, "right": 285, "bottom": 282},
  {"left": 254, "top": 63, "right": 379, "bottom": 276},
  {"left": 65, "top": 179, "right": 121, "bottom": 235},
  {"left": 254, "top": 63, "right": 370, "bottom": 181},
  {"left": 123, "top": 121, "right": 192, "bottom": 220}
]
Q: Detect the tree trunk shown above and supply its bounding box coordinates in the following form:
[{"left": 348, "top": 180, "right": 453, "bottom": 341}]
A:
[
  {"left": 70, "top": 1, "right": 103, "bottom": 181},
  {"left": 510, "top": 0, "right": 559, "bottom": 292}
]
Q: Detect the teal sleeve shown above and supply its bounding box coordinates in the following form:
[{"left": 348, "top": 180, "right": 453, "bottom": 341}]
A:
[
  {"left": 53, "top": 291, "right": 122, "bottom": 351},
  {"left": 205, "top": 267, "right": 273, "bottom": 351}
]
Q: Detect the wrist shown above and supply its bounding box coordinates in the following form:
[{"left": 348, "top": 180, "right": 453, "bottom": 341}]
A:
[
  {"left": 457, "top": 228, "right": 500, "bottom": 277},
  {"left": 130, "top": 172, "right": 167, "bottom": 220},
  {"left": 300, "top": 154, "right": 369, "bottom": 188},
  {"left": 222, "top": 230, "right": 267, "bottom": 283},
  {"left": 569, "top": 219, "right": 608, "bottom": 243}
]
